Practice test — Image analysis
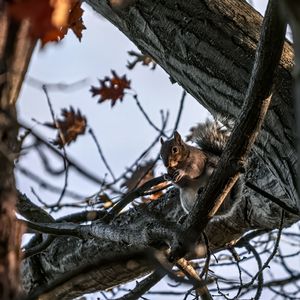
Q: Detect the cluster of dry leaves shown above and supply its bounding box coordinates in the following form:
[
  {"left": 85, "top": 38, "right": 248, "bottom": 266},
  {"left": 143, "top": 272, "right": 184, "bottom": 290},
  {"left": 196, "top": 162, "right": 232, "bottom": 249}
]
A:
[{"left": 8, "top": 0, "right": 85, "bottom": 46}]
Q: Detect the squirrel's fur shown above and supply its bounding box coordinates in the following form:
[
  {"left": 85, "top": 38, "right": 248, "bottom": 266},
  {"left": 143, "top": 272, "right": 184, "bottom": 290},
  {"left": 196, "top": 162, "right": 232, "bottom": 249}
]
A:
[
  {"left": 160, "top": 119, "right": 242, "bottom": 214},
  {"left": 190, "top": 120, "right": 230, "bottom": 156}
]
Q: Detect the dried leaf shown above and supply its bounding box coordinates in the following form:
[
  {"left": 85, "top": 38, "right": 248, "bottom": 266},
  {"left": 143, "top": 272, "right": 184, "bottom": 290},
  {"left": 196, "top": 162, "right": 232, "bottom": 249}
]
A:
[
  {"left": 90, "top": 70, "right": 131, "bottom": 107},
  {"left": 59, "top": 0, "right": 86, "bottom": 41},
  {"left": 47, "top": 107, "right": 87, "bottom": 148},
  {"left": 51, "top": 0, "right": 72, "bottom": 27},
  {"left": 67, "top": 0, "right": 86, "bottom": 40},
  {"left": 9, "top": 0, "right": 60, "bottom": 45},
  {"left": 8, "top": 0, "right": 85, "bottom": 46}
]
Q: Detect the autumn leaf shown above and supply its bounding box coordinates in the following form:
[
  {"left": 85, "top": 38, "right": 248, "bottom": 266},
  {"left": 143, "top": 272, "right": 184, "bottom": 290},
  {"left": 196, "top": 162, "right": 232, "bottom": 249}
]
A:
[
  {"left": 45, "top": 107, "right": 87, "bottom": 148},
  {"left": 59, "top": 0, "right": 86, "bottom": 41},
  {"left": 90, "top": 70, "right": 131, "bottom": 107},
  {"left": 67, "top": 0, "right": 86, "bottom": 40},
  {"left": 8, "top": 0, "right": 85, "bottom": 46},
  {"left": 9, "top": 0, "right": 61, "bottom": 45}
]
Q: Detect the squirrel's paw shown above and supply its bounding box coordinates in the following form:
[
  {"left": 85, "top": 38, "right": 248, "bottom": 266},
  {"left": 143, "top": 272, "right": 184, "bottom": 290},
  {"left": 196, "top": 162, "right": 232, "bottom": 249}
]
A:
[{"left": 172, "top": 169, "right": 184, "bottom": 182}]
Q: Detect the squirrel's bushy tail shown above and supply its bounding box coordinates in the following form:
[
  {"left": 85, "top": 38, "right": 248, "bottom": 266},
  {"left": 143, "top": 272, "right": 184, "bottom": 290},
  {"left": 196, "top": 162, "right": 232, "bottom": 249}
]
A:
[{"left": 187, "top": 119, "right": 231, "bottom": 156}]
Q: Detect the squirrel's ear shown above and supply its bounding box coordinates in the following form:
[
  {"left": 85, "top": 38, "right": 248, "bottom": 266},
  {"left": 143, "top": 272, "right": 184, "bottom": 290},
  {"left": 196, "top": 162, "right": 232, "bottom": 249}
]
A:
[
  {"left": 160, "top": 137, "right": 165, "bottom": 144},
  {"left": 174, "top": 131, "right": 182, "bottom": 144}
]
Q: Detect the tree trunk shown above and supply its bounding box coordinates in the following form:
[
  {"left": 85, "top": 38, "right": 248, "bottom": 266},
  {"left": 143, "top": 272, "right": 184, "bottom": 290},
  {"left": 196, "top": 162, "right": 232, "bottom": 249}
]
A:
[
  {"left": 0, "top": 6, "right": 35, "bottom": 299},
  {"left": 20, "top": 0, "right": 299, "bottom": 299}
]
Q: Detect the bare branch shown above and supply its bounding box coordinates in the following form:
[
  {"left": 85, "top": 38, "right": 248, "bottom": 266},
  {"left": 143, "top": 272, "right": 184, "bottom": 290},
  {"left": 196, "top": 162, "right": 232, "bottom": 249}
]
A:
[
  {"left": 89, "top": 128, "right": 116, "bottom": 180},
  {"left": 113, "top": 270, "right": 165, "bottom": 300}
]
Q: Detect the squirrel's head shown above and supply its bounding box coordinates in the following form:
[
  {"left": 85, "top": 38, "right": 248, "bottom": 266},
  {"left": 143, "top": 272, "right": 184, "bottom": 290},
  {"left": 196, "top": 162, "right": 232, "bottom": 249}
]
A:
[{"left": 160, "top": 131, "right": 189, "bottom": 169}]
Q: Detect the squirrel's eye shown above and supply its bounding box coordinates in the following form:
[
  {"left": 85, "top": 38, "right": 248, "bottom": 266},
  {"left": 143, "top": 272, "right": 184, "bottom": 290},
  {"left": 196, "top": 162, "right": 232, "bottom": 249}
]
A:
[{"left": 172, "top": 146, "right": 178, "bottom": 154}]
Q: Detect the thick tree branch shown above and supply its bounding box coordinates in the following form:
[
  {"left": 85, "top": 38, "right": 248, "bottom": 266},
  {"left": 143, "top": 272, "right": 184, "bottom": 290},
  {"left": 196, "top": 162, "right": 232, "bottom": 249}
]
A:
[
  {"left": 86, "top": 0, "right": 297, "bottom": 207},
  {"left": 170, "top": 0, "right": 287, "bottom": 260}
]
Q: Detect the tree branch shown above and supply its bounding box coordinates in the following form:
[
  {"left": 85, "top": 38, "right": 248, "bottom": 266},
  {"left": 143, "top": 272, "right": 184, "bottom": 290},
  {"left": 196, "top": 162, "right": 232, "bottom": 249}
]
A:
[{"left": 170, "top": 0, "right": 288, "bottom": 260}]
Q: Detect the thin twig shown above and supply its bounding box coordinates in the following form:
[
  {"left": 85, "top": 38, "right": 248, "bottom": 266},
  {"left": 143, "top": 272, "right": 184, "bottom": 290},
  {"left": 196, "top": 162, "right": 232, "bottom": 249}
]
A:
[
  {"left": 243, "top": 210, "right": 285, "bottom": 288},
  {"left": 246, "top": 181, "right": 299, "bottom": 215},
  {"left": 108, "top": 110, "right": 169, "bottom": 186},
  {"left": 19, "top": 120, "right": 121, "bottom": 194},
  {"left": 112, "top": 270, "right": 165, "bottom": 300},
  {"left": 89, "top": 128, "right": 116, "bottom": 180},
  {"left": 245, "top": 242, "right": 264, "bottom": 300},
  {"left": 104, "top": 175, "right": 167, "bottom": 222},
  {"left": 173, "top": 90, "right": 186, "bottom": 133},
  {"left": 42, "top": 85, "right": 69, "bottom": 207},
  {"left": 17, "top": 166, "right": 86, "bottom": 200},
  {"left": 133, "top": 94, "right": 167, "bottom": 137}
]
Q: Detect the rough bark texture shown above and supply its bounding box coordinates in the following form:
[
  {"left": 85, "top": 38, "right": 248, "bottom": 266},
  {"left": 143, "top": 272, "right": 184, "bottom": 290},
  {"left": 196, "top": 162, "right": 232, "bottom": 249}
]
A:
[
  {"left": 0, "top": 6, "right": 35, "bottom": 299},
  {"left": 283, "top": 1, "right": 300, "bottom": 205},
  {"left": 20, "top": 0, "right": 300, "bottom": 299},
  {"left": 85, "top": 0, "right": 296, "bottom": 205}
]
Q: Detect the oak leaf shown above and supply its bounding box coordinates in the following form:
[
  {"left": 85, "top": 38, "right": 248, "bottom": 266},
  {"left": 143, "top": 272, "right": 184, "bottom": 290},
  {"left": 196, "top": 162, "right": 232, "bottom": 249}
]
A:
[
  {"left": 8, "top": 0, "right": 85, "bottom": 46},
  {"left": 67, "top": 0, "right": 86, "bottom": 40},
  {"left": 9, "top": 0, "right": 61, "bottom": 45},
  {"left": 59, "top": 0, "right": 86, "bottom": 41},
  {"left": 90, "top": 70, "right": 131, "bottom": 107},
  {"left": 46, "top": 107, "right": 87, "bottom": 148}
]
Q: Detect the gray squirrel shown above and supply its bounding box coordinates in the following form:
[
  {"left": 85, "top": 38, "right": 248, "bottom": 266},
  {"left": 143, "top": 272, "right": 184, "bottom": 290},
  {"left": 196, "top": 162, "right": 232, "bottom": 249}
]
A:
[{"left": 160, "top": 120, "right": 242, "bottom": 214}]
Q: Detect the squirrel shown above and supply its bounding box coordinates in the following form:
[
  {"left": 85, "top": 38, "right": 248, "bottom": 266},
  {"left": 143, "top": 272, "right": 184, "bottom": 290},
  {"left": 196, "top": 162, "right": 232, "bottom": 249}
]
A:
[{"left": 160, "top": 120, "right": 242, "bottom": 214}]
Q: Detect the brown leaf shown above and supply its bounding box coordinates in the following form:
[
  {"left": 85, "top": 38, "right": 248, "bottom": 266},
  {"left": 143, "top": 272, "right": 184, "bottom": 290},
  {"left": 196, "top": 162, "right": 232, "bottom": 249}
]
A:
[
  {"left": 90, "top": 70, "right": 131, "bottom": 107},
  {"left": 68, "top": 1, "right": 86, "bottom": 40},
  {"left": 8, "top": 0, "right": 85, "bottom": 46},
  {"left": 9, "top": 0, "right": 61, "bottom": 45},
  {"left": 47, "top": 107, "right": 87, "bottom": 148},
  {"left": 59, "top": 0, "right": 86, "bottom": 41}
]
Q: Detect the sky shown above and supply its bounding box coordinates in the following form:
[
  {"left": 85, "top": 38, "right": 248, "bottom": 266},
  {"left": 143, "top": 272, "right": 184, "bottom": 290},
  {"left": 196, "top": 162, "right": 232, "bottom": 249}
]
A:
[{"left": 15, "top": 1, "right": 300, "bottom": 299}]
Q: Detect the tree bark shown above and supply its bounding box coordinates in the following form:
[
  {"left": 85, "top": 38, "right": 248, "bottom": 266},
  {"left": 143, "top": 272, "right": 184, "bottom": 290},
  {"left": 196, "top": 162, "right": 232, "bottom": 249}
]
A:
[
  {"left": 20, "top": 0, "right": 300, "bottom": 299},
  {"left": 0, "top": 6, "right": 35, "bottom": 299},
  {"left": 85, "top": 0, "right": 297, "bottom": 205}
]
